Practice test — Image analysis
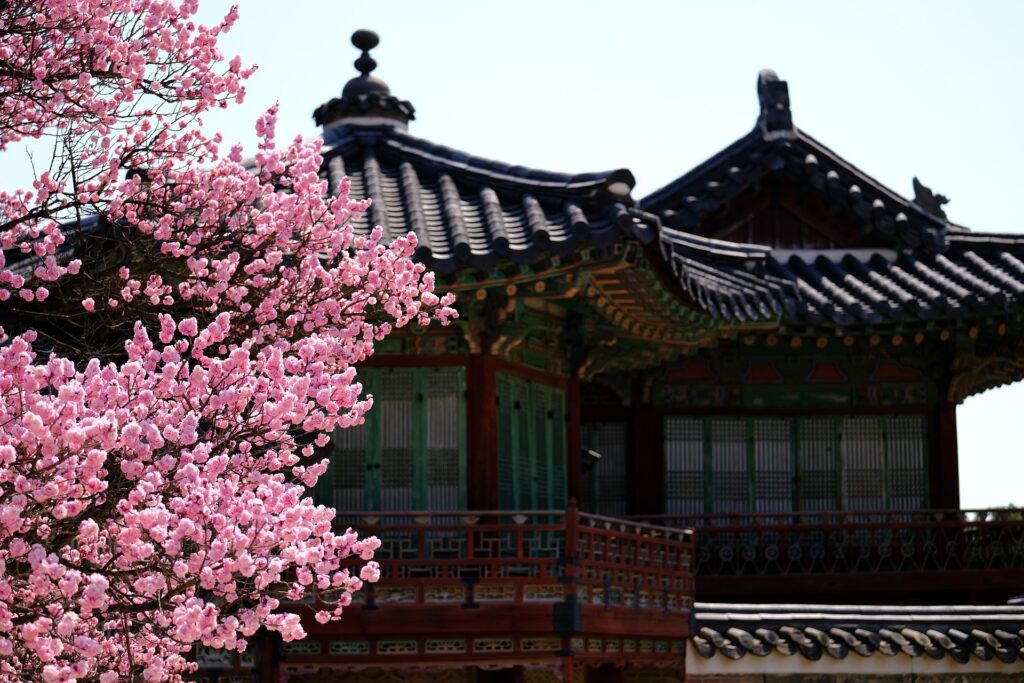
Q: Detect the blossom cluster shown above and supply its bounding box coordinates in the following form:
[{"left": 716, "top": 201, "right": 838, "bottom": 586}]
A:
[{"left": 0, "top": 1, "right": 456, "bottom": 681}]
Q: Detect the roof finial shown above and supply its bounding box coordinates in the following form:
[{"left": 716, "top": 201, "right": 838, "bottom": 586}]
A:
[
  {"left": 756, "top": 69, "right": 793, "bottom": 136},
  {"left": 312, "top": 29, "right": 415, "bottom": 129},
  {"left": 352, "top": 29, "right": 379, "bottom": 77}
]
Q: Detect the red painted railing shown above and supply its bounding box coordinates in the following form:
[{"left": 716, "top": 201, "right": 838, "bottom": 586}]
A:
[
  {"left": 333, "top": 507, "right": 695, "bottom": 613},
  {"left": 634, "top": 508, "right": 1024, "bottom": 578}
]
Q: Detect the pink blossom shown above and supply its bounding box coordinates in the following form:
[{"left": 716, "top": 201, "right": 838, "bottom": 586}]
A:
[{"left": 0, "top": 1, "right": 456, "bottom": 681}]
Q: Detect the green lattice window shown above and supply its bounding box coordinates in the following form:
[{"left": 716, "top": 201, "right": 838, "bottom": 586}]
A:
[
  {"left": 497, "top": 374, "right": 567, "bottom": 510},
  {"left": 317, "top": 367, "right": 466, "bottom": 512},
  {"left": 664, "top": 415, "right": 928, "bottom": 514}
]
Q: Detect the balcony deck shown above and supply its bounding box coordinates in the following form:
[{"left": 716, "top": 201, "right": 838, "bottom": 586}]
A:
[
  {"left": 636, "top": 508, "right": 1024, "bottom": 603},
  {"left": 272, "top": 507, "right": 695, "bottom": 677}
]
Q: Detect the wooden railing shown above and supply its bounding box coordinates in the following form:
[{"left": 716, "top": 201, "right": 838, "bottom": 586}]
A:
[
  {"left": 333, "top": 506, "right": 695, "bottom": 614},
  {"left": 634, "top": 508, "right": 1024, "bottom": 579}
]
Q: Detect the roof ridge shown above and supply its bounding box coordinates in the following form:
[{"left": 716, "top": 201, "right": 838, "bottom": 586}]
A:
[{"left": 324, "top": 124, "right": 635, "bottom": 205}]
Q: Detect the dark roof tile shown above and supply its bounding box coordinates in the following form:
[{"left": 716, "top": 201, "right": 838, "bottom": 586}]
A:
[
  {"left": 656, "top": 220, "right": 1024, "bottom": 327},
  {"left": 321, "top": 124, "right": 645, "bottom": 271},
  {"left": 693, "top": 602, "right": 1024, "bottom": 664},
  {"left": 642, "top": 73, "right": 952, "bottom": 253}
]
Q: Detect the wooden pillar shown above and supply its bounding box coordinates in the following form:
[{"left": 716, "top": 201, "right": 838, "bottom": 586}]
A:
[
  {"left": 260, "top": 631, "right": 278, "bottom": 683},
  {"left": 931, "top": 400, "right": 960, "bottom": 509},
  {"left": 566, "top": 376, "right": 583, "bottom": 505},
  {"left": 631, "top": 400, "right": 664, "bottom": 516},
  {"left": 467, "top": 353, "right": 499, "bottom": 509}
]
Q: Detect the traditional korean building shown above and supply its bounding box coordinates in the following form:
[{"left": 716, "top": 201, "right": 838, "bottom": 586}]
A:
[{"left": 196, "top": 31, "right": 1024, "bottom": 683}]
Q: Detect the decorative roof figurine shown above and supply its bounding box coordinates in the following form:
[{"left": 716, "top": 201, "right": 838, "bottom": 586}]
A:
[
  {"left": 913, "top": 176, "right": 951, "bottom": 219},
  {"left": 756, "top": 68, "right": 793, "bottom": 135}
]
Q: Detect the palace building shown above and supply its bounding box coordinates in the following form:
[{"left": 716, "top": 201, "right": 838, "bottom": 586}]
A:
[{"left": 196, "top": 30, "right": 1024, "bottom": 683}]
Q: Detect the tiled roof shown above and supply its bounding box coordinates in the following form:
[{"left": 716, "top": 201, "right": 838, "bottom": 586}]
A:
[
  {"left": 655, "top": 224, "right": 790, "bottom": 322},
  {"left": 659, "top": 227, "right": 1024, "bottom": 326},
  {"left": 693, "top": 603, "right": 1024, "bottom": 664},
  {"left": 321, "top": 124, "right": 653, "bottom": 274},
  {"left": 644, "top": 131, "right": 952, "bottom": 252},
  {"left": 645, "top": 70, "right": 1024, "bottom": 328},
  {"left": 642, "top": 70, "right": 953, "bottom": 253},
  {"left": 311, "top": 30, "right": 657, "bottom": 274}
]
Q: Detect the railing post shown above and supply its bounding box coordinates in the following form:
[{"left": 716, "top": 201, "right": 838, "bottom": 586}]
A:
[
  {"left": 565, "top": 500, "right": 580, "bottom": 583},
  {"left": 561, "top": 654, "right": 575, "bottom": 683},
  {"left": 559, "top": 501, "right": 581, "bottom": 605},
  {"left": 362, "top": 582, "right": 378, "bottom": 611},
  {"left": 555, "top": 502, "right": 582, "bottom": 682},
  {"left": 461, "top": 575, "right": 479, "bottom": 609}
]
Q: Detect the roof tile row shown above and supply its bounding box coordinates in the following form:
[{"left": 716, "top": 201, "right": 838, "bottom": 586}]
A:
[
  {"left": 321, "top": 125, "right": 650, "bottom": 273},
  {"left": 659, "top": 225, "right": 1024, "bottom": 326},
  {"left": 693, "top": 603, "right": 1024, "bottom": 664}
]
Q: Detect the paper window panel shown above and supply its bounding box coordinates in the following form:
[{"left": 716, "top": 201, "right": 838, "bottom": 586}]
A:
[
  {"left": 377, "top": 370, "right": 415, "bottom": 511},
  {"left": 710, "top": 419, "right": 749, "bottom": 514},
  {"left": 842, "top": 417, "right": 885, "bottom": 511},
  {"left": 664, "top": 417, "right": 705, "bottom": 515},
  {"left": 888, "top": 415, "right": 928, "bottom": 510},
  {"left": 798, "top": 417, "right": 839, "bottom": 511},
  {"left": 425, "top": 368, "right": 462, "bottom": 511},
  {"left": 755, "top": 418, "right": 793, "bottom": 513},
  {"left": 331, "top": 420, "right": 367, "bottom": 513}
]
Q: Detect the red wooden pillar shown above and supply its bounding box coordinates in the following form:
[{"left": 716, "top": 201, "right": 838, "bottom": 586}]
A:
[
  {"left": 931, "top": 400, "right": 960, "bottom": 509},
  {"left": 566, "top": 376, "right": 583, "bottom": 505},
  {"left": 631, "top": 401, "right": 664, "bottom": 516},
  {"left": 467, "top": 352, "right": 499, "bottom": 509}
]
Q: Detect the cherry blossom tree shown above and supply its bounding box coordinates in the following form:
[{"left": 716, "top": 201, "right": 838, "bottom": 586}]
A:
[{"left": 0, "top": 2, "right": 455, "bottom": 681}]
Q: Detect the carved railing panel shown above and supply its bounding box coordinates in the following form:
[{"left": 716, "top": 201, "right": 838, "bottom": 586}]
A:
[
  {"left": 635, "top": 509, "right": 1024, "bottom": 577},
  {"left": 576, "top": 513, "right": 694, "bottom": 613},
  {"left": 332, "top": 507, "right": 696, "bottom": 612}
]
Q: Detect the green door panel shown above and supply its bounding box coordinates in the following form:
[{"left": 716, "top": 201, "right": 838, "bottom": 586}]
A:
[
  {"left": 323, "top": 367, "right": 466, "bottom": 512},
  {"left": 496, "top": 373, "right": 567, "bottom": 510}
]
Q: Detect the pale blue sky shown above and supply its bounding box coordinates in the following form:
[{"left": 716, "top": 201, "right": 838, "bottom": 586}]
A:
[{"left": 6, "top": 1, "right": 1024, "bottom": 508}]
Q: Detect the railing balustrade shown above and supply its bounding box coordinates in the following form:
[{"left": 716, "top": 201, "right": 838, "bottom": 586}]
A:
[
  {"left": 633, "top": 508, "right": 1024, "bottom": 577},
  {"left": 332, "top": 507, "right": 695, "bottom": 613},
  {"left": 327, "top": 506, "right": 1021, "bottom": 602}
]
